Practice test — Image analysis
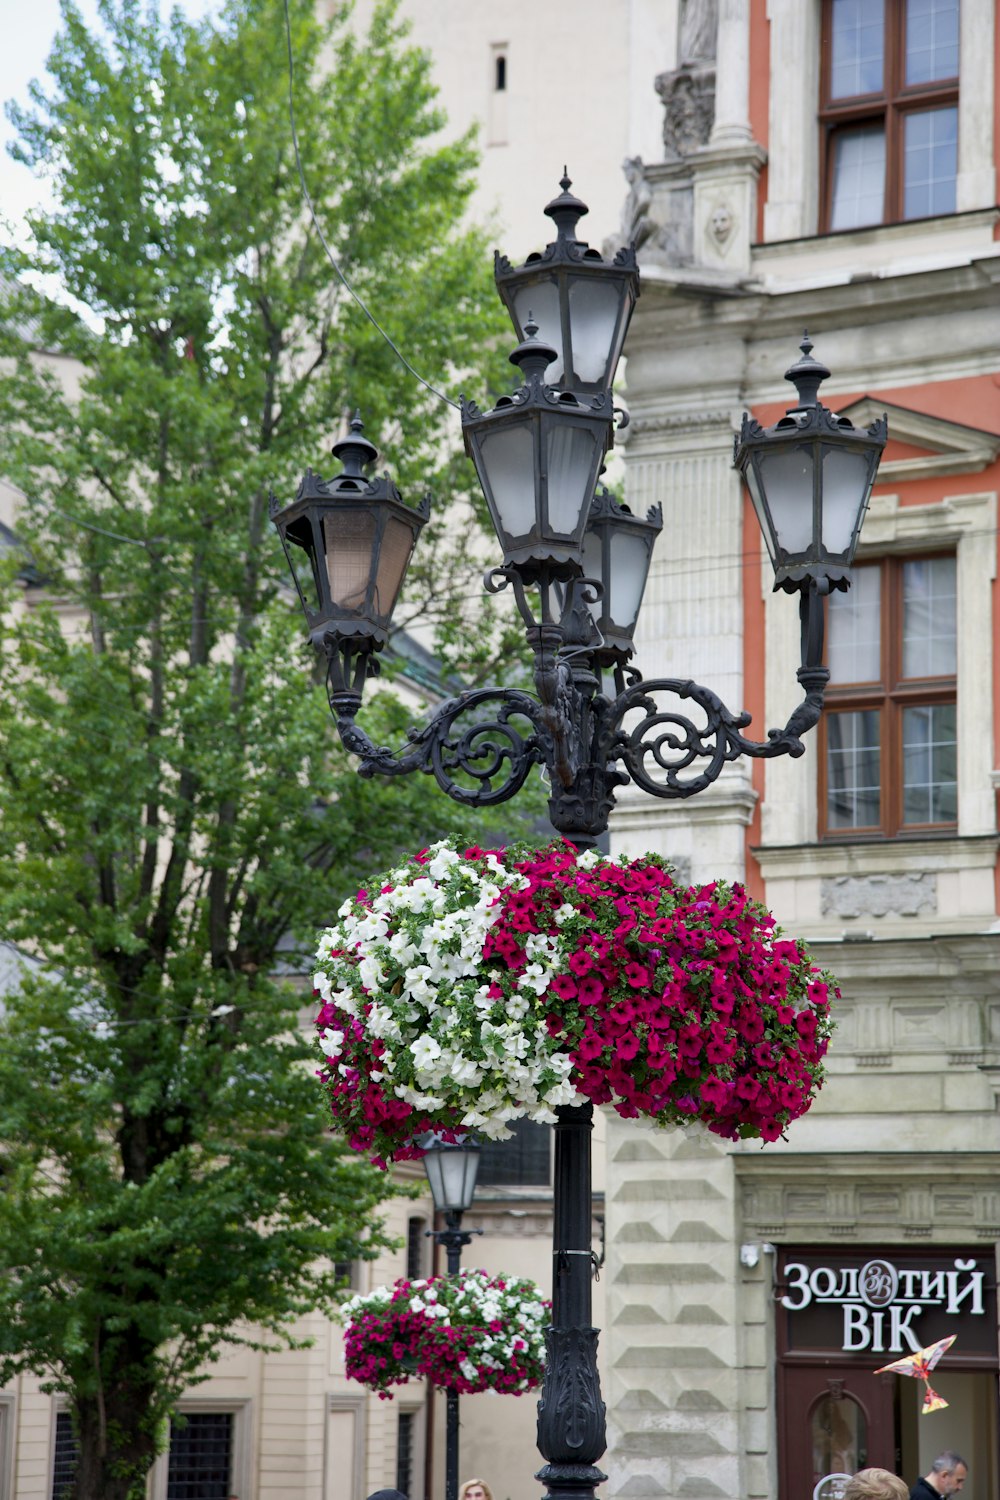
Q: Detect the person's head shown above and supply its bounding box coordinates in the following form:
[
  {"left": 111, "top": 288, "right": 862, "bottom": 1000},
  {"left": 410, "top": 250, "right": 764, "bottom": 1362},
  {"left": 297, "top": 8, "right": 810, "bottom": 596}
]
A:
[
  {"left": 929, "top": 1453, "right": 968, "bottom": 1495},
  {"left": 843, "top": 1469, "right": 908, "bottom": 1500},
  {"left": 459, "top": 1481, "right": 494, "bottom": 1500},
  {"left": 365, "top": 1491, "right": 408, "bottom": 1500}
]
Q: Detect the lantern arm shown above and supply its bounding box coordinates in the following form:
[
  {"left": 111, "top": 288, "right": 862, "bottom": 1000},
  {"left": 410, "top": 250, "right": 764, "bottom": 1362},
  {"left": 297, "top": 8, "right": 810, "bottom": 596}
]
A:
[
  {"left": 595, "top": 585, "right": 831, "bottom": 798},
  {"left": 325, "top": 657, "right": 556, "bottom": 805}
]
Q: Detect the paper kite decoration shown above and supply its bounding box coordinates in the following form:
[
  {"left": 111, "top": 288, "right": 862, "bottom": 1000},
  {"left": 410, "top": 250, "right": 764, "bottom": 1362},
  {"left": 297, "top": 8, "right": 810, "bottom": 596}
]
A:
[{"left": 875, "top": 1335, "right": 956, "bottom": 1413}]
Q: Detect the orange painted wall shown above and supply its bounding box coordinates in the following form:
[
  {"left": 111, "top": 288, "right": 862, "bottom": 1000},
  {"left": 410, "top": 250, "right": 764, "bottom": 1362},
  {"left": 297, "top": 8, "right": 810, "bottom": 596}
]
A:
[
  {"left": 749, "top": 0, "right": 770, "bottom": 243},
  {"left": 741, "top": 371, "right": 1000, "bottom": 910}
]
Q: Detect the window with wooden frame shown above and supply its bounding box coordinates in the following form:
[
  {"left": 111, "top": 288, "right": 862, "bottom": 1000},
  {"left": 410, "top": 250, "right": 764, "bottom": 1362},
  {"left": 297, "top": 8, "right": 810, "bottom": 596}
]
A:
[
  {"left": 820, "top": 0, "right": 959, "bottom": 231},
  {"left": 821, "top": 554, "right": 957, "bottom": 837}
]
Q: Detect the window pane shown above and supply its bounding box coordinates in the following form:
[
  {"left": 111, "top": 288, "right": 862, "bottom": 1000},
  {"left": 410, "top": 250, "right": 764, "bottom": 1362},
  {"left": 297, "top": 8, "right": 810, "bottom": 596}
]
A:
[
  {"left": 827, "top": 710, "right": 881, "bottom": 829},
  {"left": 902, "top": 703, "right": 957, "bottom": 823},
  {"left": 811, "top": 1393, "right": 869, "bottom": 1478},
  {"left": 830, "top": 0, "right": 885, "bottom": 97},
  {"left": 828, "top": 564, "right": 881, "bottom": 683},
  {"left": 478, "top": 1117, "right": 551, "bottom": 1186},
  {"left": 397, "top": 1411, "right": 415, "bottom": 1497},
  {"left": 52, "top": 1412, "right": 78, "bottom": 1500},
  {"left": 830, "top": 127, "right": 886, "bottom": 230},
  {"left": 904, "top": 107, "right": 957, "bottom": 219},
  {"left": 167, "top": 1413, "right": 233, "bottom": 1500},
  {"left": 903, "top": 556, "right": 956, "bottom": 677},
  {"left": 906, "top": 0, "right": 959, "bottom": 84}
]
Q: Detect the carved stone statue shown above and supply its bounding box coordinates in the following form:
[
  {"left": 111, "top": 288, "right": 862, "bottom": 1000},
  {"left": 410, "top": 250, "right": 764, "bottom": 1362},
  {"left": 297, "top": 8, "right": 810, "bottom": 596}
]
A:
[
  {"left": 679, "top": 0, "right": 718, "bottom": 63},
  {"left": 619, "top": 157, "right": 655, "bottom": 250}
]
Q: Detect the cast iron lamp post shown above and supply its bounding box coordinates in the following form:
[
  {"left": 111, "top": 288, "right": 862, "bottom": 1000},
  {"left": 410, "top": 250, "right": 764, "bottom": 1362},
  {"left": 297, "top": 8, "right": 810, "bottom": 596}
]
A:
[
  {"left": 420, "top": 1136, "right": 483, "bottom": 1500},
  {"left": 271, "top": 178, "right": 886, "bottom": 1500}
]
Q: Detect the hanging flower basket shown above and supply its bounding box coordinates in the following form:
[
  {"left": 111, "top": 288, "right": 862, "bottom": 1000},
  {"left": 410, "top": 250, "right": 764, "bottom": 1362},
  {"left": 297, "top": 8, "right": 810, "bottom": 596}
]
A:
[
  {"left": 342, "top": 1269, "right": 548, "bottom": 1399},
  {"left": 314, "top": 840, "right": 836, "bottom": 1164}
]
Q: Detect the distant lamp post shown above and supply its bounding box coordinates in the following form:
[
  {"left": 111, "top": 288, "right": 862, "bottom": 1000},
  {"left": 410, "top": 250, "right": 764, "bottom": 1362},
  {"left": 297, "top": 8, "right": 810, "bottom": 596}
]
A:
[
  {"left": 421, "top": 1136, "right": 483, "bottom": 1500},
  {"left": 273, "top": 178, "right": 887, "bottom": 1500}
]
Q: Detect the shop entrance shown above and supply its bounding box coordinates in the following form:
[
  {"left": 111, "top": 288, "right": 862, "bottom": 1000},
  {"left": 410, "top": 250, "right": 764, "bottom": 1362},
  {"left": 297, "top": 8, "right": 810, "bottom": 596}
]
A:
[
  {"left": 778, "top": 1361, "right": 896, "bottom": 1495},
  {"left": 776, "top": 1249, "right": 998, "bottom": 1500}
]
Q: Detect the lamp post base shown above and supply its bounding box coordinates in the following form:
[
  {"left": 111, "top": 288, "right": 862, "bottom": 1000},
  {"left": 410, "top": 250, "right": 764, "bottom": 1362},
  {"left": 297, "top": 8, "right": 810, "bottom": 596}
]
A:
[{"left": 535, "top": 1462, "right": 609, "bottom": 1500}]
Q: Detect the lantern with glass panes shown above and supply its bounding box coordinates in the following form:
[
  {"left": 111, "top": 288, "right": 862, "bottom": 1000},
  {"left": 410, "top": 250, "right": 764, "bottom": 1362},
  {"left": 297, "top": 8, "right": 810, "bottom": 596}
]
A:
[
  {"left": 493, "top": 173, "right": 639, "bottom": 397},
  {"left": 269, "top": 414, "right": 429, "bottom": 704},
  {"left": 272, "top": 184, "right": 885, "bottom": 1500},
  {"left": 734, "top": 334, "right": 886, "bottom": 597}
]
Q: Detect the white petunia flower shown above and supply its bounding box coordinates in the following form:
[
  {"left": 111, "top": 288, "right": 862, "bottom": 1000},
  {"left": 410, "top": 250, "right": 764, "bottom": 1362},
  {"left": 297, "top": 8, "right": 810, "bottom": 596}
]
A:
[{"left": 410, "top": 1034, "right": 443, "bottom": 1072}]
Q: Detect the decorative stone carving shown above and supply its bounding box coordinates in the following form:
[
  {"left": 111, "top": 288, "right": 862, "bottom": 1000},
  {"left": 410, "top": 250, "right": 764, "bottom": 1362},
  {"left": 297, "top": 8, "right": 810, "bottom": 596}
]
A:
[
  {"left": 656, "top": 64, "right": 716, "bottom": 159},
  {"left": 708, "top": 200, "right": 734, "bottom": 246},
  {"left": 820, "top": 872, "right": 937, "bottom": 920}
]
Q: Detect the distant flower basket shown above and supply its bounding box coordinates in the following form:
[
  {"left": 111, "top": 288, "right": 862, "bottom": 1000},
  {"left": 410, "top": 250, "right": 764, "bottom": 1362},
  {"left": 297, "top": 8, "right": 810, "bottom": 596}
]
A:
[
  {"left": 343, "top": 1269, "right": 548, "bottom": 1399},
  {"left": 313, "top": 840, "right": 836, "bottom": 1165}
]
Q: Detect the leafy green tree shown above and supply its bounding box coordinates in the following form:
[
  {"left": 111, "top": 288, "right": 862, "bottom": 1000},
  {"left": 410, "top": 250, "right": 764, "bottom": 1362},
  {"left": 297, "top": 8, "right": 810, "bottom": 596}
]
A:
[{"left": 0, "top": 0, "right": 527, "bottom": 1495}]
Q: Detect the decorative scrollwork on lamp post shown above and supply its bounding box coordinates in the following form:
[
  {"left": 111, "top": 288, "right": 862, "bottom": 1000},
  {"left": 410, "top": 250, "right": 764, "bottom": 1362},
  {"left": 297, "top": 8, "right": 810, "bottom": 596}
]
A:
[{"left": 271, "top": 179, "right": 886, "bottom": 1500}]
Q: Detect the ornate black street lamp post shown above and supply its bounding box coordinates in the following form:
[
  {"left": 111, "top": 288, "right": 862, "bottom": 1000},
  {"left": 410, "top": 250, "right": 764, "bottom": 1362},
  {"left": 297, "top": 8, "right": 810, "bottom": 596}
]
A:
[
  {"left": 420, "top": 1137, "right": 483, "bottom": 1500},
  {"left": 272, "top": 179, "right": 886, "bottom": 1500}
]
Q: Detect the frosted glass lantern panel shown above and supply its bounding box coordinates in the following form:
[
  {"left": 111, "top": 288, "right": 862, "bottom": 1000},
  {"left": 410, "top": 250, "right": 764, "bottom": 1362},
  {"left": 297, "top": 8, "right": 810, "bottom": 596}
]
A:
[
  {"left": 745, "top": 462, "right": 777, "bottom": 565},
  {"left": 512, "top": 281, "right": 563, "bottom": 383},
  {"left": 545, "top": 425, "right": 598, "bottom": 535},
  {"left": 324, "top": 509, "right": 376, "bottom": 611},
  {"left": 607, "top": 527, "right": 654, "bottom": 631},
  {"left": 478, "top": 426, "right": 536, "bottom": 538},
  {"left": 568, "top": 278, "right": 622, "bottom": 385},
  {"left": 373, "top": 517, "right": 416, "bottom": 619},
  {"left": 756, "top": 446, "right": 815, "bottom": 557},
  {"left": 821, "top": 446, "right": 872, "bottom": 554}
]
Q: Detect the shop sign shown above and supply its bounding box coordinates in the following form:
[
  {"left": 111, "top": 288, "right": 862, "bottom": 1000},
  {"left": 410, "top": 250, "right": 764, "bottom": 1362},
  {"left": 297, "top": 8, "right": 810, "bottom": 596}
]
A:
[{"left": 781, "top": 1255, "right": 988, "bottom": 1355}]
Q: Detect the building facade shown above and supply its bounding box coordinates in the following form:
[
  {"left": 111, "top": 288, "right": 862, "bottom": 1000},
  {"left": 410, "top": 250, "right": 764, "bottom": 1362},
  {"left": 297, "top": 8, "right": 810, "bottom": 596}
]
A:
[{"left": 610, "top": 1, "right": 1000, "bottom": 1497}]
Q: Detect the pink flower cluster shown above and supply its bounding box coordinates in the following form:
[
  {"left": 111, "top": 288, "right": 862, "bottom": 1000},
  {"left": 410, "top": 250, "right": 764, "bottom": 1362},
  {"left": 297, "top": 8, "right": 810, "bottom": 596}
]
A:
[
  {"left": 487, "top": 843, "right": 833, "bottom": 1143},
  {"left": 342, "top": 1271, "right": 548, "bottom": 1399}
]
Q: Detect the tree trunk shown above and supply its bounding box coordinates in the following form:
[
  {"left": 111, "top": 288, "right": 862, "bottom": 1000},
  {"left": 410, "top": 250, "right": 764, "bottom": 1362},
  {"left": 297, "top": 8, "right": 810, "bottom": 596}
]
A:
[{"left": 73, "top": 1388, "right": 159, "bottom": 1500}]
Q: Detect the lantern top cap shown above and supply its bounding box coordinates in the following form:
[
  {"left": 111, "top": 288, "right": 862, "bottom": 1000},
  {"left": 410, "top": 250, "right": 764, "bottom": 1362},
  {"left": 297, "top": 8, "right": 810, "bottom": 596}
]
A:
[
  {"left": 331, "top": 411, "right": 378, "bottom": 477},
  {"left": 508, "top": 316, "right": 558, "bottom": 379},
  {"left": 784, "top": 331, "right": 831, "bottom": 410},
  {"left": 544, "top": 168, "right": 589, "bottom": 243}
]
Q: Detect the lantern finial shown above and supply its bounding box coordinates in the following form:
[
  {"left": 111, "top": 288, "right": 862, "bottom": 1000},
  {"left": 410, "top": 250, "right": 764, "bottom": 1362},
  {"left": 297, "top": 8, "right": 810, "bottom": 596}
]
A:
[
  {"left": 784, "top": 331, "right": 831, "bottom": 410},
  {"left": 331, "top": 412, "right": 378, "bottom": 478},
  {"left": 508, "top": 316, "right": 558, "bottom": 379},
  {"left": 544, "top": 171, "right": 589, "bottom": 243}
]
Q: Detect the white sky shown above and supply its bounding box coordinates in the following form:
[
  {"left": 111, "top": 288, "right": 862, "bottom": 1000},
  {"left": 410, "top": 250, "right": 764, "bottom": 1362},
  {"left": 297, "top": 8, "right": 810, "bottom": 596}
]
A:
[{"left": 0, "top": 0, "right": 219, "bottom": 242}]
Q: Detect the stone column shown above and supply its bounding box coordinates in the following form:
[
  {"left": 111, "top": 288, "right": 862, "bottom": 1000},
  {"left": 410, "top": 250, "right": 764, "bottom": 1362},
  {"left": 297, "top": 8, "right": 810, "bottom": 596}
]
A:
[{"left": 709, "top": 0, "right": 752, "bottom": 146}]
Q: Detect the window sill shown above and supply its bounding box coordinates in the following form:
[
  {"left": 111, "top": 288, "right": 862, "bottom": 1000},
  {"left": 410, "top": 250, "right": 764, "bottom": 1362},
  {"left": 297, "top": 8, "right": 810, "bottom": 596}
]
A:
[
  {"left": 750, "top": 205, "right": 1000, "bottom": 294},
  {"left": 752, "top": 831, "right": 998, "bottom": 873},
  {"left": 752, "top": 833, "right": 999, "bottom": 935}
]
